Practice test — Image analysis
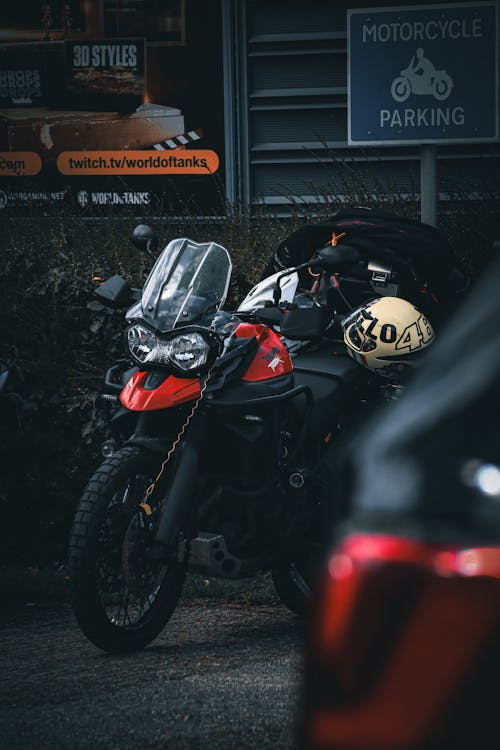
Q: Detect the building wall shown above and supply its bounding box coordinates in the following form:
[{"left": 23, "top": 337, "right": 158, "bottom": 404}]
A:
[{"left": 224, "top": 0, "right": 500, "bottom": 215}]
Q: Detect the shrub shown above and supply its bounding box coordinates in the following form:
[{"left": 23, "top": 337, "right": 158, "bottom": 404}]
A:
[{"left": 0, "top": 177, "right": 498, "bottom": 565}]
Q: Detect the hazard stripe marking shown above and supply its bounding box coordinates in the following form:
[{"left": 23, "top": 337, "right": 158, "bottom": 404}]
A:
[{"left": 150, "top": 128, "right": 203, "bottom": 151}]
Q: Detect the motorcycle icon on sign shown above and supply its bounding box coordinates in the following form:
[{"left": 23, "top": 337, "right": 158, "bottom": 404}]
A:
[{"left": 391, "top": 48, "right": 454, "bottom": 102}]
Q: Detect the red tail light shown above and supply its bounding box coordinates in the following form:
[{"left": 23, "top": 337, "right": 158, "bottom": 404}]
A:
[{"left": 300, "top": 534, "right": 500, "bottom": 750}]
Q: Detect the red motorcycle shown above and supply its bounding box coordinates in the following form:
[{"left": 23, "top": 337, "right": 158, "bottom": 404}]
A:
[{"left": 68, "top": 224, "right": 383, "bottom": 652}]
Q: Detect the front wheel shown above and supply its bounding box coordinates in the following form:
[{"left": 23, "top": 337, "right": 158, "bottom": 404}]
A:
[
  {"left": 433, "top": 73, "right": 453, "bottom": 101},
  {"left": 68, "top": 446, "right": 186, "bottom": 653}
]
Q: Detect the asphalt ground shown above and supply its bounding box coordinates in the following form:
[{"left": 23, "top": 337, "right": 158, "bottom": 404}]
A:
[{"left": 0, "top": 577, "right": 305, "bottom": 750}]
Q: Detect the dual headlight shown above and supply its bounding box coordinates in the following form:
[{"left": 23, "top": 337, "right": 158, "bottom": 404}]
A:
[{"left": 127, "top": 324, "right": 220, "bottom": 374}]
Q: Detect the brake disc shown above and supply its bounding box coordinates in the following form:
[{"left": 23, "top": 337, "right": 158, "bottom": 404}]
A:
[{"left": 122, "top": 508, "right": 163, "bottom": 597}]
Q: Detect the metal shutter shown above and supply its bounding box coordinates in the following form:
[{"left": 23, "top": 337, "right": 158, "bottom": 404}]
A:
[{"left": 224, "top": 0, "right": 500, "bottom": 214}]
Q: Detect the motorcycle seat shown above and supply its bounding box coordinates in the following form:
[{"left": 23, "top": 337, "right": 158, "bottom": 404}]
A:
[{"left": 292, "top": 350, "right": 359, "bottom": 381}]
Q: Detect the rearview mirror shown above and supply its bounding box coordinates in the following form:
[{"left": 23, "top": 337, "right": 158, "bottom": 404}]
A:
[
  {"left": 95, "top": 275, "right": 132, "bottom": 309},
  {"left": 315, "top": 244, "right": 361, "bottom": 269},
  {"left": 132, "top": 224, "right": 158, "bottom": 256}
]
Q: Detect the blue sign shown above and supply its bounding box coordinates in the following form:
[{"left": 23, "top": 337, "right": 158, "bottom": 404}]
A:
[{"left": 348, "top": 2, "right": 499, "bottom": 144}]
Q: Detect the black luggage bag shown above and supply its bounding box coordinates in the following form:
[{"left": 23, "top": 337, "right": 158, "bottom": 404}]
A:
[{"left": 261, "top": 207, "right": 469, "bottom": 324}]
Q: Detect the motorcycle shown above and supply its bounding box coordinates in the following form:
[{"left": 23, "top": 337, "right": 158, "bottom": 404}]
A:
[
  {"left": 69, "top": 224, "right": 408, "bottom": 653},
  {"left": 391, "top": 64, "right": 453, "bottom": 103}
]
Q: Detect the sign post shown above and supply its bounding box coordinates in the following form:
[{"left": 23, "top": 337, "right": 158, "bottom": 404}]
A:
[
  {"left": 348, "top": 2, "right": 499, "bottom": 225},
  {"left": 420, "top": 144, "right": 437, "bottom": 225}
]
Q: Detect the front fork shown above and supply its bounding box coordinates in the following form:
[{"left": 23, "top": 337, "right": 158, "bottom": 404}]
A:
[{"left": 148, "top": 411, "right": 207, "bottom": 560}]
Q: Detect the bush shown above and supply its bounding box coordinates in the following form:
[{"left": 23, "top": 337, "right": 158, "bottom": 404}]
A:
[
  {"left": 0, "top": 220, "right": 133, "bottom": 564},
  {"left": 0, "top": 182, "right": 498, "bottom": 566},
  {"left": 0, "top": 211, "right": 291, "bottom": 565}
]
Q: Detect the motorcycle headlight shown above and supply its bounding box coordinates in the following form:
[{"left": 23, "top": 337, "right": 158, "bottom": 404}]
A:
[
  {"left": 127, "top": 324, "right": 158, "bottom": 363},
  {"left": 127, "top": 325, "right": 218, "bottom": 374},
  {"left": 168, "top": 332, "right": 210, "bottom": 372}
]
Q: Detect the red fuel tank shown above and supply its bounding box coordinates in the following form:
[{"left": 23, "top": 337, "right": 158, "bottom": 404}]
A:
[{"left": 235, "top": 323, "right": 293, "bottom": 382}]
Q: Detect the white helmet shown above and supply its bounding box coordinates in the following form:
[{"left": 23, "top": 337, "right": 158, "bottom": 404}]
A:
[{"left": 342, "top": 297, "right": 435, "bottom": 377}]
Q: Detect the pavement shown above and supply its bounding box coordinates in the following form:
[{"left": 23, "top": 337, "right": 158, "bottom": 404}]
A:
[{"left": 0, "top": 594, "right": 305, "bottom": 750}]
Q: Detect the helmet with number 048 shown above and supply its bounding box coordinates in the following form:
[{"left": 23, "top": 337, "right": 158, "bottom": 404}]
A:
[{"left": 341, "top": 296, "right": 435, "bottom": 377}]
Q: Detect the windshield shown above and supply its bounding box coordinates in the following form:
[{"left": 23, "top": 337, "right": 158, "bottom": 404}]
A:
[{"left": 139, "top": 238, "right": 232, "bottom": 332}]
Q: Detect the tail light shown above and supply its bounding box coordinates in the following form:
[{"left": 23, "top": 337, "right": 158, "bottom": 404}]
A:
[{"left": 300, "top": 534, "right": 500, "bottom": 750}]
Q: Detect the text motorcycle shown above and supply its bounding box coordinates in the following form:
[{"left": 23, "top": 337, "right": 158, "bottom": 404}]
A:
[{"left": 69, "top": 225, "right": 432, "bottom": 652}]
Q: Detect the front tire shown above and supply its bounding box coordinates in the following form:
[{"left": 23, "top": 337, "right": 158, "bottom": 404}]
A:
[
  {"left": 68, "top": 446, "right": 186, "bottom": 653},
  {"left": 433, "top": 73, "right": 453, "bottom": 101}
]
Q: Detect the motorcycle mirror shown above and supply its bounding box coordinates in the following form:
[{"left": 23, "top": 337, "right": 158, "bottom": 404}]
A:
[
  {"left": 132, "top": 224, "right": 158, "bottom": 259},
  {"left": 315, "top": 244, "right": 362, "bottom": 269},
  {"left": 95, "top": 274, "right": 133, "bottom": 309}
]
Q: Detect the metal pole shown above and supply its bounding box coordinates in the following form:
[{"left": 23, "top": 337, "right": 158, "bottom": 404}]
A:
[
  {"left": 420, "top": 144, "right": 437, "bottom": 226},
  {"left": 221, "top": 0, "right": 237, "bottom": 206},
  {"left": 238, "top": 0, "right": 250, "bottom": 211}
]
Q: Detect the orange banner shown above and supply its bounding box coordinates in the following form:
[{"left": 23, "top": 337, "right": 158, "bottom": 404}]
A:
[
  {"left": 0, "top": 152, "right": 42, "bottom": 177},
  {"left": 57, "top": 150, "right": 219, "bottom": 175}
]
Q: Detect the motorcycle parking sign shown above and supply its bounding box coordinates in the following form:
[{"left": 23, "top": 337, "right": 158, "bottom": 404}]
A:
[{"left": 348, "top": 2, "right": 499, "bottom": 144}]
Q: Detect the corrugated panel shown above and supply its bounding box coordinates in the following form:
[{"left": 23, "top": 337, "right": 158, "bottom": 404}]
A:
[
  {"left": 248, "top": 0, "right": 423, "bottom": 37},
  {"left": 245, "top": 1, "right": 351, "bottom": 207},
  {"left": 251, "top": 109, "right": 346, "bottom": 144},
  {"left": 250, "top": 54, "right": 346, "bottom": 90},
  {"left": 249, "top": 1, "right": 348, "bottom": 36},
  {"left": 253, "top": 161, "right": 420, "bottom": 197}
]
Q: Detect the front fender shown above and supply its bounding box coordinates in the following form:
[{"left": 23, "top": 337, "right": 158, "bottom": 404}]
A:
[{"left": 120, "top": 370, "right": 201, "bottom": 411}]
